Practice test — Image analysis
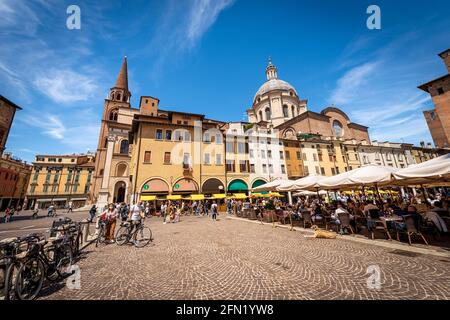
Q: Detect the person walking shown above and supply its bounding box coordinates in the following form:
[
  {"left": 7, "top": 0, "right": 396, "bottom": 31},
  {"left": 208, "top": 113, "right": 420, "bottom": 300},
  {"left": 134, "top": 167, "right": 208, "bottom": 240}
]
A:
[
  {"left": 103, "top": 203, "right": 118, "bottom": 243},
  {"left": 161, "top": 201, "right": 167, "bottom": 224},
  {"left": 88, "top": 205, "right": 97, "bottom": 222},
  {"left": 67, "top": 201, "right": 73, "bottom": 213},
  {"left": 211, "top": 201, "right": 218, "bottom": 221},
  {"left": 4, "top": 207, "right": 11, "bottom": 223}
]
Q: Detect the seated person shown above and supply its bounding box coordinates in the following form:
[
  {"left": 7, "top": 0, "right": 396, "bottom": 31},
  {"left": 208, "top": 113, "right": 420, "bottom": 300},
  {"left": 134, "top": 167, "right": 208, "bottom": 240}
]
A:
[
  {"left": 431, "top": 201, "right": 449, "bottom": 217},
  {"left": 311, "top": 202, "right": 323, "bottom": 223}
]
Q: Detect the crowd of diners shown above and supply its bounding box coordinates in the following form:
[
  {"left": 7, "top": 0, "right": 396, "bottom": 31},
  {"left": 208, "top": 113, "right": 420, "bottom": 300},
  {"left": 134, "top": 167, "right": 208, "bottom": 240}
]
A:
[{"left": 247, "top": 190, "right": 450, "bottom": 241}]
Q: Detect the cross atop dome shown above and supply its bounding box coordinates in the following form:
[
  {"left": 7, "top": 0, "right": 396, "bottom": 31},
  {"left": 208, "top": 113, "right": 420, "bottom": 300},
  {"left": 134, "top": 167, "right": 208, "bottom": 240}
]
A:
[{"left": 265, "top": 57, "right": 278, "bottom": 80}]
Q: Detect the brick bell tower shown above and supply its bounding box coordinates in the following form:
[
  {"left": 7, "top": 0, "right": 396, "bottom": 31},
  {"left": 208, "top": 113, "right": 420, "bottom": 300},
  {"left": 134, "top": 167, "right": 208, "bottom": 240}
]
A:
[{"left": 91, "top": 57, "right": 132, "bottom": 207}]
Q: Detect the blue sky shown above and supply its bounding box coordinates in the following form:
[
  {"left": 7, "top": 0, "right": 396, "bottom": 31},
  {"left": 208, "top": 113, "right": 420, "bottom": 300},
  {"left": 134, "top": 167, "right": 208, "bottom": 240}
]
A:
[{"left": 1, "top": 0, "right": 450, "bottom": 163}]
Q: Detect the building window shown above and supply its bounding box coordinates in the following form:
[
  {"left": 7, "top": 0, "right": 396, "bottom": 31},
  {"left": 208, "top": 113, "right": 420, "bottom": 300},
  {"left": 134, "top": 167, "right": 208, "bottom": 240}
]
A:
[
  {"left": 303, "top": 153, "right": 307, "bottom": 161},
  {"left": 315, "top": 166, "right": 320, "bottom": 175},
  {"left": 265, "top": 107, "right": 271, "bottom": 120},
  {"left": 73, "top": 185, "right": 78, "bottom": 193},
  {"left": 45, "top": 172, "right": 51, "bottom": 183},
  {"left": 304, "top": 166, "right": 309, "bottom": 175},
  {"left": 164, "top": 152, "right": 171, "bottom": 164},
  {"left": 285, "top": 151, "right": 290, "bottom": 160},
  {"left": 296, "top": 151, "right": 301, "bottom": 160},
  {"left": 51, "top": 185, "right": 57, "bottom": 193},
  {"left": 239, "top": 160, "right": 248, "bottom": 172},
  {"left": 183, "top": 153, "right": 191, "bottom": 169},
  {"left": 74, "top": 172, "right": 80, "bottom": 183},
  {"left": 261, "top": 150, "right": 266, "bottom": 159},
  {"left": 226, "top": 160, "right": 235, "bottom": 172},
  {"left": 291, "top": 105, "right": 295, "bottom": 117},
  {"left": 313, "top": 154, "right": 318, "bottom": 161},
  {"left": 156, "top": 129, "right": 163, "bottom": 140},
  {"left": 269, "top": 164, "right": 273, "bottom": 174},
  {"left": 320, "top": 167, "right": 325, "bottom": 175},
  {"left": 262, "top": 164, "right": 267, "bottom": 173},
  {"left": 204, "top": 153, "right": 210, "bottom": 165},
  {"left": 43, "top": 185, "right": 48, "bottom": 192},
  {"left": 216, "top": 154, "right": 222, "bottom": 165},
  {"left": 259, "top": 111, "right": 263, "bottom": 121},
  {"left": 120, "top": 139, "right": 129, "bottom": 154},
  {"left": 437, "top": 87, "right": 444, "bottom": 95},
  {"left": 30, "top": 185, "right": 36, "bottom": 194},
  {"left": 319, "top": 154, "right": 323, "bottom": 161},
  {"left": 283, "top": 105, "right": 289, "bottom": 117},
  {"left": 336, "top": 167, "right": 340, "bottom": 174},
  {"left": 267, "top": 150, "right": 272, "bottom": 159},
  {"left": 238, "top": 142, "right": 246, "bottom": 154},
  {"left": 184, "top": 131, "right": 191, "bottom": 141},
  {"left": 144, "top": 151, "right": 151, "bottom": 163},
  {"left": 332, "top": 120, "right": 343, "bottom": 137},
  {"left": 279, "top": 151, "right": 284, "bottom": 159},
  {"left": 250, "top": 164, "right": 255, "bottom": 173},
  {"left": 331, "top": 168, "right": 336, "bottom": 175},
  {"left": 53, "top": 172, "right": 59, "bottom": 183},
  {"left": 226, "top": 142, "right": 234, "bottom": 153},
  {"left": 281, "top": 165, "right": 286, "bottom": 174},
  {"left": 109, "top": 110, "right": 118, "bottom": 121},
  {"left": 249, "top": 149, "right": 254, "bottom": 158},
  {"left": 215, "top": 134, "right": 222, "bottom": 144},
  {"left": 204, "top": 133, "right": 210, "bottom": 143},
  {"left": 33, "top": 170, "right": 40, "bottom": 181},
  {"left": 166, "top": 130, "right": 172, "bottom": 140}
]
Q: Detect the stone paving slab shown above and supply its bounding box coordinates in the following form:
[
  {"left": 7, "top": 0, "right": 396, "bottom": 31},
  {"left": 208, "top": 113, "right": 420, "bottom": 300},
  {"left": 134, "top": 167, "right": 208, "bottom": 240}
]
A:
[{"left": 40, "top": 215, "right": 450, "bottom": 300}]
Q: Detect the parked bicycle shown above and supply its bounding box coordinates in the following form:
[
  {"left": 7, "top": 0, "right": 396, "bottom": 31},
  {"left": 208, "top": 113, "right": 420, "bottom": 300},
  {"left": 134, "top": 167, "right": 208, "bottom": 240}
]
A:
[
  {"left": 1, "top": 233, "right": 44, "bottom": 300},
  {"left": 115, "top": 220, "right": 153, "bottom": 248},
  {"left": 14, "top": 233, "right": 73, "bottom": 300},
  {"left": 95, "top": 219, "right": 108, "bottom": 247}
]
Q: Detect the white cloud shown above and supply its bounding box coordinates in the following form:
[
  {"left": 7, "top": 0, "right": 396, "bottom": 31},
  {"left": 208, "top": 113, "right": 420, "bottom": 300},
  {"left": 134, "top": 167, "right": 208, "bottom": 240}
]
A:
[
  {"left": 33, "top": 69, "right": 99, "bottom": 103},
  {"left": 21, "top": 114, "right": 66, "bottom": 140},
  {"left": 146, "top": 0, "right": 235, "bottom": 78},
  {"left": 329, "top": 61, "right": 380, "bottom": 105},
  {"left": 185, "top": 0, "right": 234, "bottom": 48}
]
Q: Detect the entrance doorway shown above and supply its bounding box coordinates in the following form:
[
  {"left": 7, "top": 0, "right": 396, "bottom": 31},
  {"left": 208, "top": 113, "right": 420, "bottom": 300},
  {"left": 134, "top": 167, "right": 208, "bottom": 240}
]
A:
[{"left": 114, "top": 181, "right": 126, "bottom": 203}]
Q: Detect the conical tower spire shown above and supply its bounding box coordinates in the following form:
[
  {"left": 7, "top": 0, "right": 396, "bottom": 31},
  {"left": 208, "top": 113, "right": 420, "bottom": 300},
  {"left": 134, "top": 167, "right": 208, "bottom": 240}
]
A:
[{"left": 114, "top": 56, "right": 129, "bottom": 90}]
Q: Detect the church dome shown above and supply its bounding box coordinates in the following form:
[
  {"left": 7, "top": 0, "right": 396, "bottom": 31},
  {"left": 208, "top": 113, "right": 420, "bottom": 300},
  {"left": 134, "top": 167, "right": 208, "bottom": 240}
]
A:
[
  {"left": 254, "top": 79, "right": 297, "bottom": 101},
  {"left": 253, "top": 58, "right": 298, "bottom": 102}
]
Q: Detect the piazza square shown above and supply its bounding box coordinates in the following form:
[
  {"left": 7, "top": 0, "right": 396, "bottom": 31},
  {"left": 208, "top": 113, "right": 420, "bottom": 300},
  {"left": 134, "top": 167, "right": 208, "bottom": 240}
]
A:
[{"left": 0, "top": 0, "right": 450, "bottom": 307}]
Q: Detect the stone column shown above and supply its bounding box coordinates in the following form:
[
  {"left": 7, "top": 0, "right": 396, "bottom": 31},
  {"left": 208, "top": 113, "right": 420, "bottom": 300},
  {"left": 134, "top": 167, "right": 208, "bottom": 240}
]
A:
[{"left": 96, "top": 135, "right": 116, "bottom": 209}]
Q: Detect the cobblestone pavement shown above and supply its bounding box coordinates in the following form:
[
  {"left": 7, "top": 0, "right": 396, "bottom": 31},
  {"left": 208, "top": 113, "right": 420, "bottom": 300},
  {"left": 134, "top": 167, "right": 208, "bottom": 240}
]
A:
[{"left": 40, "top": 215, "right": 450, "bottom": 300}]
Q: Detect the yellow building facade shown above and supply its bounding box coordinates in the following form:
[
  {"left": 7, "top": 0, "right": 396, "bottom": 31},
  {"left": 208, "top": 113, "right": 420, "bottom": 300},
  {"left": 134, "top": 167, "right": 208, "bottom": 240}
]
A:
[
  {"left": 129, "top": 101, "right": 227, "bottom": 202},
  {"left": 25, "top": 154, "right": 95, "bottom": 209}
]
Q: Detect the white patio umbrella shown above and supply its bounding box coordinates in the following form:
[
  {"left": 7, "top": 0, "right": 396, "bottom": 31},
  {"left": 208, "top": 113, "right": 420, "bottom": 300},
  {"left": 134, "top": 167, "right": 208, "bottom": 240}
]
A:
[
  {"left": 276, "top": 175, "right": 326, "bottom": 191},
  {"left": 317, "top": 165, "right": 398, "bottom": 189},
  {"left": 251, "top": 179, "right": 292, "bottom": 192},
  {"left": 293, "top": 190, "right": 327, "bottom": 196},
  {"left": 392, "top": 153, "right": 450, "bottom": 185}
]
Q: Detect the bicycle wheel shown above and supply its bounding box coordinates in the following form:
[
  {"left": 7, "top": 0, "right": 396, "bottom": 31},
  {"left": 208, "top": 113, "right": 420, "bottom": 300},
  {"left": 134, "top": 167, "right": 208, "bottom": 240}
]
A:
[
  {"left": 15, "top": 258, "right": 44, "bottom": 300},
  {"left": 56, "top": 244, "right": 73, "bottom": 277},
  {"left": 95, "top": 227, "right": 106, "bottom": 247},
  {"left": 115, "top": 226, "right": 129, "bottom": 246},
  {"left": 134, "top": 226, "right": 152, "bottom": 248},
  {"left": 3, "top": 262, "right": 20, "bottom": 300}
]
